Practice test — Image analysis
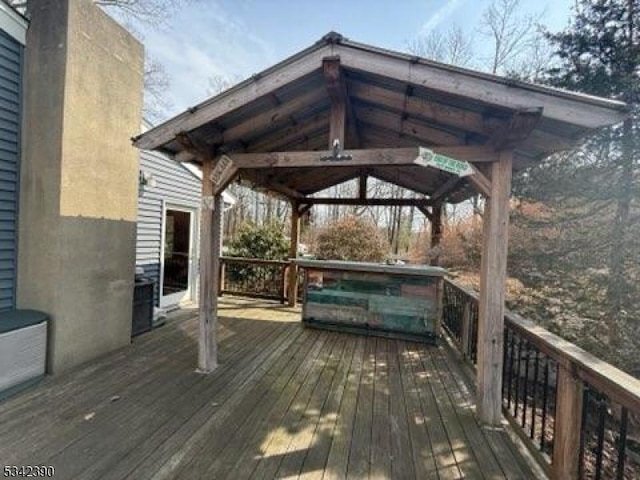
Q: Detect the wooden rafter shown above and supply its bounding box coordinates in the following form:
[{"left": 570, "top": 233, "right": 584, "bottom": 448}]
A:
[
  {"left": 323, "top": 56, "right": 359, "bottom": 148},
  {"left": 298, "top": 197, "right": 432, "bottom": 207},
  {"left": 354, "top": 103, "right": 465, "bottom": 146},
  {"left": 246, "top": 112, "right": 330, "bottom": 152},
  {"left": 489, "top": 108, "right": 543, "bottom": 150}
]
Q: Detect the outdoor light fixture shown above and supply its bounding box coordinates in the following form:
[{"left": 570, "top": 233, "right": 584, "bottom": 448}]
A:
[
  {"left": 138, "top": 170, "right": 157, "bottom": 188},
  {"left": 320, "top": 139, "right": 352, "bottom": 162}
]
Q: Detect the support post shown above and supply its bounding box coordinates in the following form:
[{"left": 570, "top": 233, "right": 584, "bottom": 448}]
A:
[
  {"left": 288, "top": 202, "right": 300, "bottom": 306},
  {"left": 477, "top": 150, "right": 512, "bottom": 426},
  {"left": 198, "top": 156, "right": 221, "bottom": 373},
  {"left": 552, "top": 365, "right": 584, "bottom": 479},
  {"left": 430, "top": 203, "right": 443, "bottom": 266}
]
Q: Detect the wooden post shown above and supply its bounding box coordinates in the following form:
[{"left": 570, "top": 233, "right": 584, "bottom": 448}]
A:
[
  {"left": 552, "top": 365, "right": 584, "bottom": 479},
  {"left": 477, "top": 150, "right": 512, "bottom": 426},
  {"left": 287, "top": 202, "right": 300, "bottom": 306},
  {"left": 197, "top": 157, "right": 221, "bottom": 373},
  {"left": 430, "top": 203, "right": 443, "bottom": 266}
]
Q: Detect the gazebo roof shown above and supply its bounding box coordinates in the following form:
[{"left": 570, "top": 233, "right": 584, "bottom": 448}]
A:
[{"left": 133, "top": 32, "right": 626, "bottom": 203}]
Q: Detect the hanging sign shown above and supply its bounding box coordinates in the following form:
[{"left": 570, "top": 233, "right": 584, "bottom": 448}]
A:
[
  {"left": 210, "top": 154, "right": 234, "bottom": 185},
  {"left": 202, "top": 196, "right": 215, "bottom": 210},
  {"left": 415, "top": 147, "right": 474, "bottom": 177}
]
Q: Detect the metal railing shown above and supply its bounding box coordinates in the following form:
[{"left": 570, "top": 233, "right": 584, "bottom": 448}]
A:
[
  {"left": 219, "top": 256, "right": 289, "bottom": 303},
  {"left": 442, "top": 278, "right": 640, "bottom": 479}
]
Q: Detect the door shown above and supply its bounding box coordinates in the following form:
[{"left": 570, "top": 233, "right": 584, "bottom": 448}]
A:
[{"left": 161, "top": 207, "right": 196, "bottom": 307}]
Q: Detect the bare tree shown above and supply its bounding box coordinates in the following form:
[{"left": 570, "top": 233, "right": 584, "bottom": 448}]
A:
[
  {"left": 407, "top": 25, "right": 474, "bottom": 66},
  {"left": 143, "top": 54, "right": 173, "bottom": 122},
  {"left": 479, "top": 0, "right": 543, "bottom": 74}
]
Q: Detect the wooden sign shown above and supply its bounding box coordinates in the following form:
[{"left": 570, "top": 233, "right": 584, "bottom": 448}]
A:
[
  {"left": 415, "top": 147, "right": 474, "bottom": 177},
  {"left": 202, "top": 196, "right": 215, "bottom": 210},
  {"left": 210, "top": 155, "right": 234, "bottom": 185}
]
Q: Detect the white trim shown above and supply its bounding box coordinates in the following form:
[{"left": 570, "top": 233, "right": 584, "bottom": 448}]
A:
[
  {"left": 160, "top": 203, "right": 198, "bottom": 308},
  {"left": 0, "top": 2, "right": 27, "bottom": 46}
]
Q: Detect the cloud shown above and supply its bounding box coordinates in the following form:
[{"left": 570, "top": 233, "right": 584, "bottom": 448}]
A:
[
  {"left": 140, "top": 1, "right": 277, "bottom": 117},
  {"left": 419, "top": 0, "right": 464, "bottom": 35}
]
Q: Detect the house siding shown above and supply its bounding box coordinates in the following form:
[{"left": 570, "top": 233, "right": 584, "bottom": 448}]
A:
[
  {"left": 0, "top": 29, "right": 22, "bottom": 312},
  {"left": 136, "top": 149, "right": 201, "bottom": 306}
]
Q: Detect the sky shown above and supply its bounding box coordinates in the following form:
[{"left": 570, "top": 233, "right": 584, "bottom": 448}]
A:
[{"left": 128, "top": 0, "right": 576, "bottom": 122}]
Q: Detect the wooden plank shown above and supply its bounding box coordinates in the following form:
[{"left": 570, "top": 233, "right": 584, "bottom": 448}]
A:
[
  {"left": 298, "top": 335, "right": 357, "bottom": 480},
  {"left": 489, "top": 108, "right": 543, "bottom": 150},
  {"left": 387, "top": 339, "right": 416, "bottom": 479},
  {"left": 273, "top": 335, "right": 348, "bottom": 478},
  {"left": 438, "top": 343, "right": 535, "bottom": 479},
  {"left": 246, "top": 112, "right": 330, "bottom": 153},
  {"left": 228, "top": 146, "right": 499, "bottom": 169},
  {"left": 477, "top": 149, "right": 512, "bottom": 426},
  {"left": 395, "top": 340, "right": 438, "bottom": 478},
  {"left": 417, "top": 345, "right": 484, "bottom": 479},
  {"left": 288, "top": 202, "right": 300, "bottom": 306},
  {"left": 323, "top": 336, "right": 366, "bottom": 480},
  {"left": 299, "top": 197, "right": 431, "bottom": 207},
  {"left": 552, "top": 365, "right": 583, "bottom": 480},
  {"left": 370, "top": 338, "right": 392, "bottom": 479},
  {"left": 346, "top": 336, "right": 376, "bottom": 478},
  {"left": 249, "top": 333, "right": 340, "bottom": 479},
  {"left": 405, "top": 341, "right": 463, "bottom": 479},
  {"left": 220, "top": 331, "right": 332, "bottom": 480},
  {"left": 176, "top": 328, "right": 317, "bottom": 479}
]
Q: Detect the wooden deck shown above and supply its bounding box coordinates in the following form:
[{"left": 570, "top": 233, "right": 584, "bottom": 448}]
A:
[{"left": 0, "top": 297, "right": 535, "bottom": 479}]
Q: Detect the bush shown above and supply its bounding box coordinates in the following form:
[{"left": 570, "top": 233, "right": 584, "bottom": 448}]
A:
[
  {"left": 227, "top": 221, "right": 289, "bottom": 260},
  {"left": 313, "top": 216, "right": 387, "bottom": 262}
]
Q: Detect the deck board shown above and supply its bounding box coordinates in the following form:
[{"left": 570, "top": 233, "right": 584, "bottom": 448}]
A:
[{"left": 0, "top": 297, "right": 537, "bottom": 480}]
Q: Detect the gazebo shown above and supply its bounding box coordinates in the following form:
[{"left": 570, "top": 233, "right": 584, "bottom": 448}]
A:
[{"left": 133, "top": 31, "right": 626, "bottom": 435}]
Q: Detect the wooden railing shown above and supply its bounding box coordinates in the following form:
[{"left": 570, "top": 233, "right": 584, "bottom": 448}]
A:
[
  {"left": 219, "top": 256, "right": 289, "bottom": 303},
  {"left": 443, "top": 278, "right": 640, "bottom": 479}
]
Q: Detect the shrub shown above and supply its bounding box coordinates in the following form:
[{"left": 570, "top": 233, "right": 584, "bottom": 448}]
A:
[
  {"left": 227, "top": 221, "right": 289, "bottom": 260},
  {"left": 313, "top": 216, "right": 387, "bottom": 262}
]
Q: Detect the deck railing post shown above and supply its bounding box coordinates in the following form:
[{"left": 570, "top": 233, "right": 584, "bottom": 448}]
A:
[
  {"left": 287, "top": 202, "right": 300, "bottom": 306},
  {"left": 552, "top": 364, "right": 584, "bottom": 479}
]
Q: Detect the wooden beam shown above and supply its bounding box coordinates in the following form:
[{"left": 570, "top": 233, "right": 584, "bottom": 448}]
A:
[
  {"left": 552, "top": 365, "right": 584, "bottom": 479},
  {"left": 477, "top": 149, "right": 513, "bottom": 425},
  {"left": 430, "top": 203, "right": 443, "bottom": 266},
  {"left": 323, "top": 56, "right": 360, "bottom": 148},
  {"left": 430, "top": 176, "right": 463, "bottom": 203},
  {"left": 354, "top": 104, "right": 465, "bottom": 146},
  {"left": 300, "top": 197, "right": 431, "bottom": 207},
  {"left": 489, "top": 108, "right": 543, "bottom": 150},
  {"left": 197, "top": 156, "right": 219, "bottom": 373},
  {"left": 211, "top": 154, "right": 238, "bottom": 196},
  {"left": 246, "top": 112, "right": 330, "bottom": 152},
  {"left": 468, "top": 165, "right": 492, "bottom": 198},
  {"left": 242, "top": 169, "right": 304, "bottom": 199},
  {"left": 227, "top": 146, "right": 497, "bottom": 169},
  {"left": 417, "top": 205, "right": 432, "bottom": 221},
  {"left": 287, "top": 203, "right": 300, "bottom": 306}
]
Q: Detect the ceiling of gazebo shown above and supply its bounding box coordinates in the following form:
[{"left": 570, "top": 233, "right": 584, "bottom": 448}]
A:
[{"left": 133, "top": 32, "right": 627, "bottom": 204}]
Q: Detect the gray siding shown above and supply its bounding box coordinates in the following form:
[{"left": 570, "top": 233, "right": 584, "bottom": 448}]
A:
[
  {"left": 0, "top": 30, "right": 22, "bottom": 312},
  {"left": 136, "top": 149, "right": 201, "bottom": 305}
]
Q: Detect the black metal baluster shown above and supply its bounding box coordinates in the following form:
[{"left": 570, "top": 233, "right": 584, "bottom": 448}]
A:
[
  {"left": 616, "top": 407, "right": 628, "bottom": 480},
  {"left": 540, "top": 357, "right": 549, "bottom": 453},
  {"left": 594, "top": 393, "right": 607, "bottom": 480},
  {"left": 530, "top": 350, "right": 539, "bottom": 440},
  {"left": 522, "top": 341, "right": 530, "bottom": 428},
  {"left": 502, "top": 328, "right": 509, "bottom": 401},
  {"left": 514, "top": 336, "right": 523, "bottom": 418},
  {"left": 507, "top": 331, "right": 516, "bottom": 409}
]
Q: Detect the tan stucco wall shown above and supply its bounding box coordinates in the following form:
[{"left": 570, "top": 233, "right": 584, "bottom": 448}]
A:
[{"left": 17, "top": 0, "right": 144, "bottom": 373}]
